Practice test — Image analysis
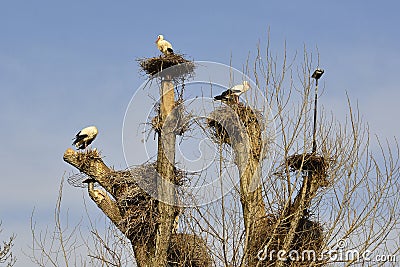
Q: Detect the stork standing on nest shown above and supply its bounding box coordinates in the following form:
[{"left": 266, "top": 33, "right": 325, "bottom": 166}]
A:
[
  {"left": 155, "top": 34, "right": 174, "bottom": 55},
  {"left": 214, "top": 81, "right": 251, "bottom": 104},
  {"left": 72, "top": 126, "right": 98, "bottom": 150}
]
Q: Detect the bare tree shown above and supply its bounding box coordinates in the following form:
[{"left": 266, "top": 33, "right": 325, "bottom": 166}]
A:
[
  {"left": 196, "top": 44, "right": 399, "bottom": 266},
  {"left": 52, "top": 41, "right": 400, "bottom": 267},
  {"left": 253, "top": 45, "right": 400, "bottom": 266},
  {"left": 0, "top": 222, "right": 16, "bottom": 267},
  {"left": 176, "top": 44, "right": 400, "bottom": 266}
]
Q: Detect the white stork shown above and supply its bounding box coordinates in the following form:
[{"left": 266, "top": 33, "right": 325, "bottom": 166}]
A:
[
  {"left": 214, "top": 81, "right": 251, "bottom": 103},
  {"left": 72, "top": 126, "right": 98, "bottom": 150},
  {"left": 155, "top": 34, "right": 174, "bottom": 55}
]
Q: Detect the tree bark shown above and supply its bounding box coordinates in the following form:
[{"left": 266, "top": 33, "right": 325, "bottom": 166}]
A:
[
  {"left": 275, "top": 172, "right": 320, "bottom": 267},
  {"left": 237, "top": 149, "right": 266, "bottom": 266},
  {"left": 151, "top": 78, "right": 177, "bottom": 267},
  {"left": 229, "top": 107, "right": 266, "bottom": 266},
  {"left": 87, "top": 182, "right": 123, "bottom": 228},
  {"left": 63, "top": 149, "right": 114, "bottom": 194}
]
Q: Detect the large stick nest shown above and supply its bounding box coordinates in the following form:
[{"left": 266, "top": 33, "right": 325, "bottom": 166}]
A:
[
  {"left": 168, "top": 233, "right": 213, "bottom": 267},
  {"left": 106, "top": 165, "right": 210, "bottom": 262},
  {"left": 207, "top": 104, "right": 264, "bottom": 160},
  {"left": 138, "top": 54, "right": 195, "bottom": 79},
  {"left": 286, "top": 153, "right": 330, "bottom": 186},
  {"left": 112, "top": 163, "right": 184, "bottom": 243}
]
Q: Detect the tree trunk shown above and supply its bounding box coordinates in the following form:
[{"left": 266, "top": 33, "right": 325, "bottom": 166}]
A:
[
  {"left": 228, "top": 106, "right": 266, "bottom": 266},
  {"left": 236, "top": 145, "right": 266, "bottom": 266},
  {"left": 151, "top": 78, "right": 177, "bottom": 267}
]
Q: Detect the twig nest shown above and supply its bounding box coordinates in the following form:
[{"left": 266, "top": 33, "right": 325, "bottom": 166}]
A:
[
  {"left": 286, "top": 153, "right": 330, "bottom": 186},
  {"left": 138, "top": 54, "right": 195, "bottom": 79},
  {"left": 207, "top": 104, "right": 263, "bottom": 160},
  {"left": 168, "top": 233, "right": 212, "bottom": 267},
  {"left": 114, "top": 163, "right": 184, "bottom": 243}
]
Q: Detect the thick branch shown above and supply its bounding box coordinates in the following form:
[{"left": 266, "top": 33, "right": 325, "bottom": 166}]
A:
[
  {"left": 87, "top": 182, "right": 124, "bottom": 232},
  {"left": 64, "top": 149, "right": 153, "bottom": 266},
  {"left": 63, "top": 149, "right": 125, "bottom": 229},
  {"left": 276, "top": 172, "right": 319, "bottom": 267},
  {"left": 63, "top": 148, "right": 115, "bottom": 197}
]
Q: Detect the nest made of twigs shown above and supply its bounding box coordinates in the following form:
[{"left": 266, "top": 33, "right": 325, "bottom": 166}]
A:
[
  {"left": 138, "top": 54, "right": 195, "bottom": 79},
  {"left": 286, "top": 153, "right": 330, "bottom": 186},
  {"left": 250, "top": 214, "right": 324, "bottom": 266},
  {"left": 100, "top": 166, "right": 156, "bottom": 243},
  {"left": 207, "top": 104, "right": 263, "bottom": 160},
  {"left": 168, "top": 233, "right": 212, "bottom": 267},
  {"left": 98, "top": 163, "right": 182, "bottom": 243}
]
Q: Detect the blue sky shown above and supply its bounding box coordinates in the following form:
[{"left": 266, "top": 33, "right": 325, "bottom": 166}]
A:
[{"left": 1, "top": 0, "right": 399, "bottom": 265}]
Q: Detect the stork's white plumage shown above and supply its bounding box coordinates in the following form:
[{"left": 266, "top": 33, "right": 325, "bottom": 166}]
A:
[
  {"left": 155, "top": 34, "right": 174, "bottom": 55},
  {"left": 214, "top": 81, "right": 251, "bottom": 103},
  {"left": 72, "top": 126, "right": 98, "bottom": 150}
]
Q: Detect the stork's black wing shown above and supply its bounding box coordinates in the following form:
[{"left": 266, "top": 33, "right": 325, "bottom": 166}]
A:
[
  {"left": 72, "top": 132, "right": 88, "bottom": 146},
  {"left": 220, "top": 89, "right": 234, "bottom": 97},
  {"left": 214, "top": 89, "right": 237, "bottom": 101}
]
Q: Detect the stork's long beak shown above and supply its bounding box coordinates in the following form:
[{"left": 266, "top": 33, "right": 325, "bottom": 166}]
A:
[{"left": 155, "top": 37, "right": 159, "bottom": 43}]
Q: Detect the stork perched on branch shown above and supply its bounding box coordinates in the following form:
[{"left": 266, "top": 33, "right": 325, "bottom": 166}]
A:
[
  {"left": 155, "top": 34, "right": 174, "bottom": 55},
  {"left": 214, "top": 81, "right": 251, "bottom": 104},
  {"left": 72, "top": 126, "right": 98, "bottom": 150}
]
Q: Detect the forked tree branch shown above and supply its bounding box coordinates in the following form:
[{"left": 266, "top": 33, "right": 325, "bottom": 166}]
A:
[{"left": 63, "top": 149, "right": 126, "bottom": 233}]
